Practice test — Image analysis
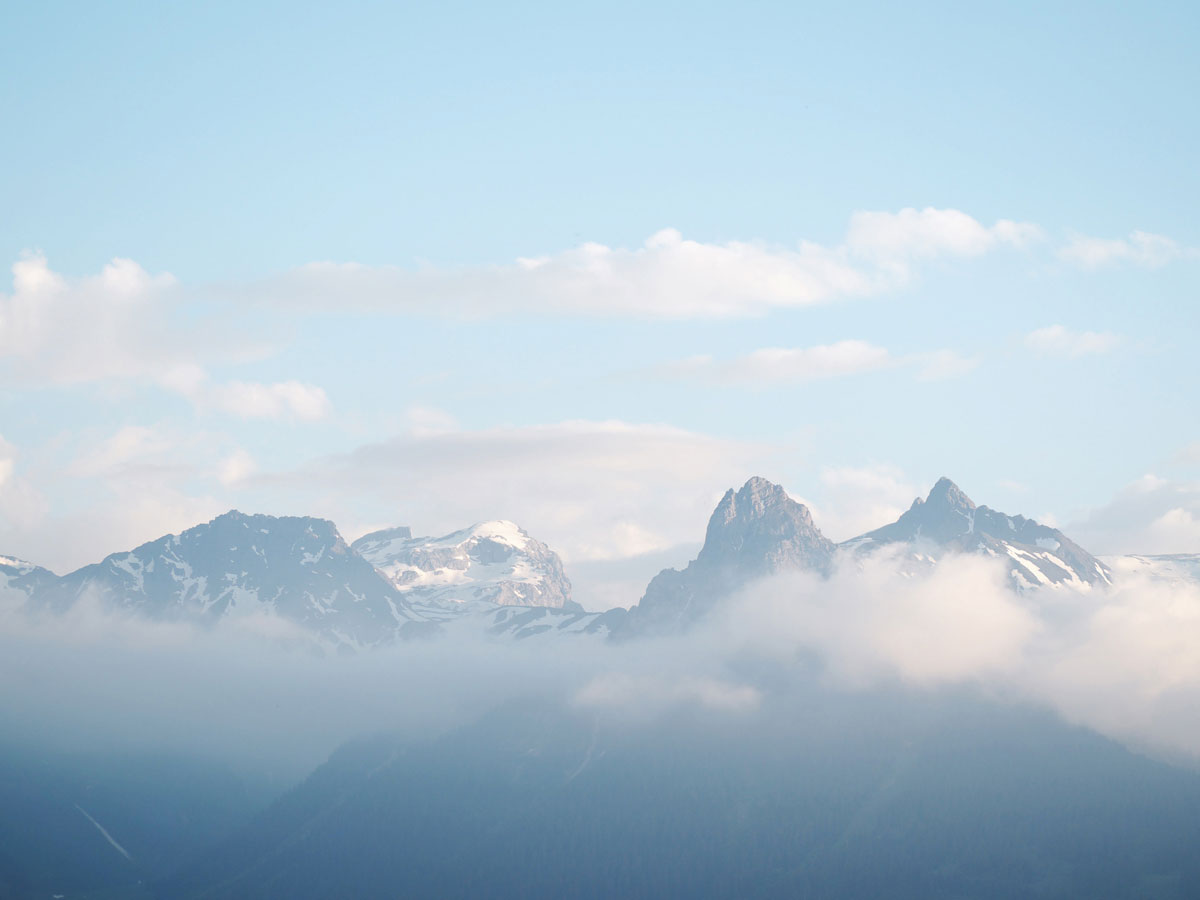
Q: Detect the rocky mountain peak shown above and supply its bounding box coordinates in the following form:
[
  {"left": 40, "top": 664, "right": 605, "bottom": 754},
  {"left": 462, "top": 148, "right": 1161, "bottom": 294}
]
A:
[
  {"left": 624, "top": 477, "right": 835, "bottom": 637},
  {"left": 701, "top": 477, "right": 824, "bottom": 566},
  {"left": 845, "top": 478, "right": 1110, "bottom": 588},
  {"left": 925, "top": 476, "right": 976, "bottom": 513}
]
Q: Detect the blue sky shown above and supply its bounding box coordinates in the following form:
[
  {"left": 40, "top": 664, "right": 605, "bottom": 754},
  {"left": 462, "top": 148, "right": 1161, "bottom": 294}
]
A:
[{"left": 1, "top": 1, "right": 1198, "bottom": 605}]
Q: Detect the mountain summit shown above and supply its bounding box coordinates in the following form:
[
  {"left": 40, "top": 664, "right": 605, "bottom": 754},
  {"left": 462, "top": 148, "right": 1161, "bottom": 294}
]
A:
[
  {"left": 351, "top": 520, "right": 573, "bottom": 610},
  {"left": 845, "top": 477, "right": 1110, "bottom": 588},
  {"left": 623, "top": 476, "right": 834, "bottom": 635},
  {"left": 43, "top": 511, "right": 412, "bottom": 648}
]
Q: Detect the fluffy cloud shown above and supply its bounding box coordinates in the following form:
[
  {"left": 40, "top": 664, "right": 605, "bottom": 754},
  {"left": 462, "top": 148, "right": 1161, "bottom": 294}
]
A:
[
  {"left": 844, "top": 207, "right": 1042, "bottom": 267},
  {"left": 1068, "top": 474, "right": 1200, "bottom": 555},
  {"left": 0, "top": 256, "right": 331, "bottom": 422},
  {"left": 1024, "top": 324, "right": 1121, "bottom": 358},
  {"left": 720, "top": 551, "right": 1038, "bottom": 686},
  {"left": 1059, "top": 230, "right": 1193, "bottom": 268},
  {"left": 701, "top": 548, "right": 1200, "bottom": 758},
  {"left": 665, "top": 341, "right": 977, "bottom": 385},
  {"left": 261, "top": 208, "right": 1040, "bottom": 319},
  {"left": 0, "top": 255, "right": 183, "bottom": 384}
]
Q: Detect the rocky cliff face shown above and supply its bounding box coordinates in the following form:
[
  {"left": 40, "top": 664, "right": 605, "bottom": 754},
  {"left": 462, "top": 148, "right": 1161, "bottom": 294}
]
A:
[{"left": 623, "top": 476, "right": 835, "bottom": 635}]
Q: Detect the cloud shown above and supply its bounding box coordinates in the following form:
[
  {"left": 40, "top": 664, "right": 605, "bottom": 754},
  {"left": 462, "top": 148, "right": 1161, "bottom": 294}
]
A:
[
  {"left": 707, "top": 547, "right": 1200, "bottom": 758},
  {"left": 1059, "top": 230, "right": 1194, "bottom": 269},
  {"left": 720, "top": 551, "right": 1038, "bottom": 687},
  {"left": 0, "top": 424, "right": 235, "bottom": 573},
  {"left": 274, "top": 420, "right": 766, "bottom": 575},
  {"left": 218, "top": 449, "right": 257, "bottom": 487},
  {"left": 844, "top": 207, "right": 1042, "bottom": 267},
  {"left": 1066, "top": 474, "right": 1200, "bottom": 556},
  {"left": 204, "top": 380, "right": 331, "bottom": 421},
  {"left": 257, "top": 208, "right": 1039, "bottom": 320},
  {"left": 160, "top": 364, "right": 332, "bottom": 421},
  {"left": 1024, "top": 324, "right": 1121, "bottom": 358},
  {"left": 802, "top": 464, "right": 920, "bottom": 542},
  {"left": 0, "top": 254, "right": 191, "bottom": 384},
  {"left": 664, "top": 341, "right": 977, "bottom": 385},
  {"left": 708, "top": 341, "right": 893, "bottom": 382},
  {"left": 0, "top": 256, "right": 332, "bottom": 423}
]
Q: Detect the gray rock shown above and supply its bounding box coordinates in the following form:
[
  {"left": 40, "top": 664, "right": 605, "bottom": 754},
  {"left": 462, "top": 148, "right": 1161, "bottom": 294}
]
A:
[{"left": 622, "top": 476, "right": 835, "bottom": 635}]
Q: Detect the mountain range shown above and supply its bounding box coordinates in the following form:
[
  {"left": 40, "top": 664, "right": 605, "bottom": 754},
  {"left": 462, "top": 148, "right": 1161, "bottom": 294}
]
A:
[{"left": 3, "top": 476, "right": 1195, "bottom": 648}]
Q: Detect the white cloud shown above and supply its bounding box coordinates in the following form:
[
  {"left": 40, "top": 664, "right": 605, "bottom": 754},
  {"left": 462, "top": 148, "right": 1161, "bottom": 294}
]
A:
[
  {"left": 1067, "top": 474, "right": 1200, "bottom": 555},
  {"left": 1059, "top": 230, "right": 1193, "bottom": 268},
  {"left": 0, "top": 254, "right": 182, "bottom": 384},
  {"left": 261, "top": 208, "right": 1040, "bottom": 320},
  {"left": 718, "top": 340, "right": 893, "bottom": 382},
  {"left": 666, "top": 341, "right": 977, "bottom": 385},
  {"left": 0, "top": 437, "right": 14, "bottom": 493},
  {"left": 1024, "top": 324, "right": 1121, "bottom": 358},
  {"left": 703, "top": 548, "right": 1200, "bottom": 758},
  {"left": 0, "top": 257, "right": 331, "bottom": 423},
  {"left": 218, "top": 449, "right": 257, "bottom": 486},
  {"left": 161, "top": 365, "right": 332, "bottom": 421},
  {"left": 844, "top": 207, "right": 1042, "bottom": 268},
  {"left": 277, "top": 420, "right": 766, "bottom": 572},
  {"left": 805, "top": 464, "right": 920, "bottom": 542},
  {"left": 204, "top": 380, "right": 331, "bottom": 421}
]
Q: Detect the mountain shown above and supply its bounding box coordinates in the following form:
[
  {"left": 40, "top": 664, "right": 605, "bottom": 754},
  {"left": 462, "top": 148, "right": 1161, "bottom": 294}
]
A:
[
  {"left": 622, "top": 476, "right": 835, "bottom": 635},
  {"left": 0, "top": 745, "right": 275, "bottom": 900},
  {"left": 0, "top": 555, "right": 59, "bottom": 610},
  {"left": 10, "top": 513, "right": 609, "bottom": 649},
  {"left": 157, "top": 691, "right": 1200, "bottom": 900},
  {"left": 843, "top": 477, "right": 1111, "bottom": 589},
  {"left": 351, "top": 520, "right": 573, "bottom": 610},
  {"left": 45, "top": 511, "right": 414, "bottom": 649}
]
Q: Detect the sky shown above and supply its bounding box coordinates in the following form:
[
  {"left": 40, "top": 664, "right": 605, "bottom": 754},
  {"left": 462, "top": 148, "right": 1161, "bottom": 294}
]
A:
[{"left": 1, "top": 1, "right": 1198, "bottom": 608}]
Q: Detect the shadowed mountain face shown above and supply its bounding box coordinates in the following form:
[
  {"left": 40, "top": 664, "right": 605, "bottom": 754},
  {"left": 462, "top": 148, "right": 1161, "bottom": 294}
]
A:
[
  {"left": 157, "top": 692, "right": 1200, "bottom": 900},
  {"left": 845, "top": 477, "right": 1111, "bottom": 589},
  {"left": 623, "top": 477, "right": 835, "bottom": 635}
]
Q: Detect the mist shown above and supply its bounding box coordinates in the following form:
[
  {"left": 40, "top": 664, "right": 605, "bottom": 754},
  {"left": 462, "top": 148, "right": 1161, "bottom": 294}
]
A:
[{"left": 4, "top": 546, "right": 1200, "bottom": 783}]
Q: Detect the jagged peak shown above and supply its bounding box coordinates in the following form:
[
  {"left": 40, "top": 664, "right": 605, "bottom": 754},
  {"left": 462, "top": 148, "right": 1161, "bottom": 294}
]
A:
[
  {"left": 924, "top": 476, "right": 976, "bottom": 512},
  {"left": 702, "top": 475, "right": 827, "bottom": 557},
  {"left": 714, "top": 476, "right": 809, "bottom": 523}
]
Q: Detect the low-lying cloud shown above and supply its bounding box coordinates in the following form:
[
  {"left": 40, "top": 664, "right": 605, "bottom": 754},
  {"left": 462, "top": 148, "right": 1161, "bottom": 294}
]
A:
[{"left": 4, "top": 545, "right": 1200, "bottom": 779}]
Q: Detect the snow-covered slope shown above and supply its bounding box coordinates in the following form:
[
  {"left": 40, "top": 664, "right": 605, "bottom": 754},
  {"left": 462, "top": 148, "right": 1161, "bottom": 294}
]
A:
[
  {"left": 46, "top": 511, "right": 413, "bottom": 648},
  {"left": 842, "top": 477, "right": 1111, "bottom": 589},
  {"left": 351, "top": 520, "right": 573, "bottom": 610}
]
